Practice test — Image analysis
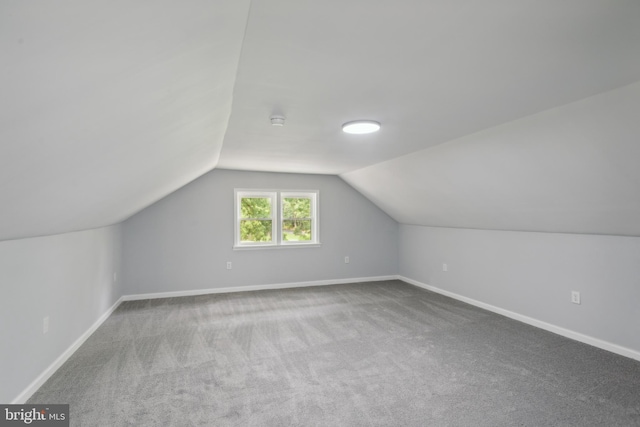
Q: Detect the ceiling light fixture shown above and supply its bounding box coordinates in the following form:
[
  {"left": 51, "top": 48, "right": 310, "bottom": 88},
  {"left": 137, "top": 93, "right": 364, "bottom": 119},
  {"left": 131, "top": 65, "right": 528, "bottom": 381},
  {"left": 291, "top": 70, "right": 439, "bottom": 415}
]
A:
[
  {"left": 342, "top": 120, "right": 381, "bottom": 134},
  {"left": 270, "top": 115, "right": 286, "bottom": 126}
]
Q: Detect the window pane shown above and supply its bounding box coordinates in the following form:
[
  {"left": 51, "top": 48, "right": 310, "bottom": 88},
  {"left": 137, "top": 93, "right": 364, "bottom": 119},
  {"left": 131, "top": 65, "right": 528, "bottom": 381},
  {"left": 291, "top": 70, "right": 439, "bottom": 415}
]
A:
[
  {"left": 282, "top": 220, "right": 312, "bottom": 241},
  {"left": 240, "top": 220, "right": 272, "bottom": 242},
  {"left": 282, "top": 197, "right": 311, "bottom": 219},
  {"left": 241, "top": 197, "right": 271, "bottom": 219}
]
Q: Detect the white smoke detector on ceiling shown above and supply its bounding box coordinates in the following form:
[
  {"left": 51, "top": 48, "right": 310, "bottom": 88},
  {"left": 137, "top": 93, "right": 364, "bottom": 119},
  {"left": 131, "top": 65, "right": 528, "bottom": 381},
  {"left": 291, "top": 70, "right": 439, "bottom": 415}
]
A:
[
  {"left": 270, "top": 115, "right": 286, "bottom": 126},
  {"left": 342, "top": 120, "right": 381, "bottom": 134}
]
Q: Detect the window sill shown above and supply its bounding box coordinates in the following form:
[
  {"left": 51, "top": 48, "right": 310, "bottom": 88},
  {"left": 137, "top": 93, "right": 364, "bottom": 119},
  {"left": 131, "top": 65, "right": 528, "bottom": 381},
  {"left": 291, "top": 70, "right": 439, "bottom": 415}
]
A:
[{"left": 233, "top": 243, "right": 322, "bottom": 251}]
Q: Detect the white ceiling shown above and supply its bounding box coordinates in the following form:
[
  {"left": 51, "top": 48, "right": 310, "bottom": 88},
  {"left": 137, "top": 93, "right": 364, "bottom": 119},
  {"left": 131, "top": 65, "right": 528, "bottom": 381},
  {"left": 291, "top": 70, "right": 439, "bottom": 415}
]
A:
[
  {"left": 342, "top": 81, "right": 640, "bottom": 236},
  {"left": 0, "top": 0, "right": 250, "bottom": 241},
  {"left": 218, "top": 0, "right": 640, "bottom": 174},
  {"left": 2, "top": 1, "right": 640, "bottom": 240}
]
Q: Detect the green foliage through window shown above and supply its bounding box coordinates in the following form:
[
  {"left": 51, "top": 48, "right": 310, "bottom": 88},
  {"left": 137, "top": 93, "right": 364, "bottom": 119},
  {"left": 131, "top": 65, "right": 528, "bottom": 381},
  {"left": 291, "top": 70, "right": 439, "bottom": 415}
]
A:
[
  {"left": 235, "top": 191, "right": 318, "bottom": 246},
  {"left": 240, "top": 197, "right": 273, "bottom": 242},
  {"left": 241, "top": 197, "right": 271, "bottom": 219},
  {"left": 282, "top": 197, "right": 312, "bottom": 241},
  {"left": 240, "top": 220, "right": 272, "bottom": 242}
]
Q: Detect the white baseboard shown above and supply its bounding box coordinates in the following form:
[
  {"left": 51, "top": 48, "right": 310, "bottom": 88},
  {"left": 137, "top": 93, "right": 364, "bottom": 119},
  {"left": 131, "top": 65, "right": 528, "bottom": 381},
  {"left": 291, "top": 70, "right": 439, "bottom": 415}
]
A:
[
  {"left": 123, "top": 275, "right": 398, "bottom": 301},
  {"left": 13, "top": 276, "right": 395, "bottom": 403},
  {"left": 398, "top": 275, "right": 640, "bottom": 363},
  {"left": 21, "top": 274, "right": 634, "bottom": 405},
  {"left": 12, "top": 296, "right": 125, "bottom": 404}
]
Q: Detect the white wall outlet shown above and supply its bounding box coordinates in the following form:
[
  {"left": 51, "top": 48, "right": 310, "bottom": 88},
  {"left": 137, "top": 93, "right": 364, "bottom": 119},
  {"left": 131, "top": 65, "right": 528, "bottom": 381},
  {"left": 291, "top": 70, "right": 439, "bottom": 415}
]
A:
[
  {"left": 571, "top": 291, "right": 581, "bottom": 305},
  {"left": 226, "top": 261, "right": 232, "bottom": 270},
  {"left": 344, "top": 256, "right": 350, "bottom": 264},
  {"left": 113, "top": 272, "right": 117, "bottom": 282},
  {"left": 43, "top": 316, "right": 49, "bottom": 334},
  {"left": 442, "top": 263, "right": 448, "bottom": 272}
]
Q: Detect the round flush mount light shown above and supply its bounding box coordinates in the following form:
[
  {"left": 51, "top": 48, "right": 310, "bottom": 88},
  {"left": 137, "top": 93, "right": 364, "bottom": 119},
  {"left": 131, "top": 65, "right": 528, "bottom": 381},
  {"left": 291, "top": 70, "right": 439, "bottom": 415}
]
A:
[{"left": 342, "top": 120, "right": 381, "bottom": 134}]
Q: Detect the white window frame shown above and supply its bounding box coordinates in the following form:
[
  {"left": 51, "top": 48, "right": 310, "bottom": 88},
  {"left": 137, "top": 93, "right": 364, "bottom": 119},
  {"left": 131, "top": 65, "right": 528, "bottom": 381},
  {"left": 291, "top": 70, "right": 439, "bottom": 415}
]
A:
[
  {"left": 234, "top": 189, "right": 320, "bottom": 249},
  {"left": 280, "top": 191, "right": 319, "bottom": 247},
  {"left": 234, "top": 190, "right": 277, "bottom": 248}
]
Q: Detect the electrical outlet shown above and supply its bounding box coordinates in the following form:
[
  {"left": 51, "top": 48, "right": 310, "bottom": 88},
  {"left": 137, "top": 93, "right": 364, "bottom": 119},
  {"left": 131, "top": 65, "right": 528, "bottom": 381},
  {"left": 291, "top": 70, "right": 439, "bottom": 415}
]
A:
[
  {"left": 443, "top": 263, "right": 448, "bottom": 272},
  {"left": 113, "top": 272, "right": 117, "bottom": 282},
  {"left": 571, "top": 291, "right": 581, "bottom": 305},
  {"left": 344, "top": 256, "right": 350, "bottom": 264},
  {"left": 226, "top": 261, "right": 232, "bottom": 270},
  {"left": 43, "top": 316, "right": 49, "bottom": 334}
]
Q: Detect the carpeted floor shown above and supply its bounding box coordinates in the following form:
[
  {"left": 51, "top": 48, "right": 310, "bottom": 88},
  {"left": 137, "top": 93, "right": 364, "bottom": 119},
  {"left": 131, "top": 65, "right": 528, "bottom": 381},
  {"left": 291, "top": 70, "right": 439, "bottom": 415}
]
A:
[{"left": 28, "top": 280, "right": 640, "bottom": 426}]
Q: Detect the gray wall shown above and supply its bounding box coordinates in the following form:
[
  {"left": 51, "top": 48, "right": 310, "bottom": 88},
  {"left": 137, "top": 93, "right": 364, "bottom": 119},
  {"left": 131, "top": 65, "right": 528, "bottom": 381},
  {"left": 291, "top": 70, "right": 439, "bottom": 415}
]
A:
[
  {"left": 123, "top": 169, "right": 398, "bottom": 295},
  {"left": 399, "top": 225, "right": 640, "bottom": 354},
  {"left": 0, "top": 225, "right": 123, "bottom": 403}
]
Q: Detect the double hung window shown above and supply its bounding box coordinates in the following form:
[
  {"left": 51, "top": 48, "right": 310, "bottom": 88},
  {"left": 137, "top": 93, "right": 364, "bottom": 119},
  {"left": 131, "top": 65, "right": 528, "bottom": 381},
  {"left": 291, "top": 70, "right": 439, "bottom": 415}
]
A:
[{"left": 234, "top": 190, "right": 319, "bottom": 248}]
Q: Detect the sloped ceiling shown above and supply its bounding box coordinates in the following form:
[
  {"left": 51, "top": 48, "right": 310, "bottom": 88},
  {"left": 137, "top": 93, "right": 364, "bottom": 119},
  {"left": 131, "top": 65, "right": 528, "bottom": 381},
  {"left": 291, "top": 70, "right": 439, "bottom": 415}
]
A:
[
  {"left": 342, "top": 82, "right": 640, "bottom": 236},
  {"left": 0, "top": 0, "right": 250, "bottom": 241},
  {"left": 2, "top": 1, "right": 640, "bottom": 241},
  {"left": 219, "top": 0, "right": 640, "bottom": 174}
]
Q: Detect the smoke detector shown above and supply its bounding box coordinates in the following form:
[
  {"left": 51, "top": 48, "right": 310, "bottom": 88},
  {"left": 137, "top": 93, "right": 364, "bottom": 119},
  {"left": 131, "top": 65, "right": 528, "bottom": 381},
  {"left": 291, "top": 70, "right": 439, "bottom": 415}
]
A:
[{"left": 270, "top": 115, "right": 286, "bottom": 126}]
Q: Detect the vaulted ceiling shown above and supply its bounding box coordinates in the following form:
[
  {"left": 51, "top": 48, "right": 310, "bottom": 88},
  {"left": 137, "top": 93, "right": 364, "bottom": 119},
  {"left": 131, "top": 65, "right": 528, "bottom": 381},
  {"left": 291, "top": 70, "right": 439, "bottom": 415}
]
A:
[{"left": 2, "top": 0, "right": 640, "bottom": 241}]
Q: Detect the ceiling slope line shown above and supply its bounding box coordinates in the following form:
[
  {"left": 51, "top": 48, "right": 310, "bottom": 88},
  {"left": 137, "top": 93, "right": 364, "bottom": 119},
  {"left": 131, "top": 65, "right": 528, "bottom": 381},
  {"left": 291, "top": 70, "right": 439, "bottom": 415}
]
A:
[
  {"left": 341, "top": 80, "right": 640, "bottom": 237},
  {"left": 340, "top": 78, "right": 640, "bottom": 180},
  {"left": 215, "top": 0, "right": 255, "bottom": 169},
  {"left": 102, "top": 0, "right": 258, "bottom": 236},
  {"left": 0, "top": 1, "right": 254, "bottom": 242}
]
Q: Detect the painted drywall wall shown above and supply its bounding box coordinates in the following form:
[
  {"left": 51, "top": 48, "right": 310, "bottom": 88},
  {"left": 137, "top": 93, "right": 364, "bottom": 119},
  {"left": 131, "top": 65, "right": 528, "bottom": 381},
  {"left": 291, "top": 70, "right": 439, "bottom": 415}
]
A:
[
  {"left": 0, "top": 225, "right": 123, "bottom": 403},
  {"left": 123, "top": 169, "right": 398, "bottom": 295},
  {"left": 399, "top": 225, "right": 640, "bottom": 355},
  {"left": 342, "top": 81, "right": 640, "bottom": 236}
]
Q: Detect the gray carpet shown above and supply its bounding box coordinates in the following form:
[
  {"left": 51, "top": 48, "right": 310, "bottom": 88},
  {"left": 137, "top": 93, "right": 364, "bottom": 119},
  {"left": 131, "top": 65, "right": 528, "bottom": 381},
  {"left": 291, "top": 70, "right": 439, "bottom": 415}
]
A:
[{"left": 28, "top": 280, "right": 640, "bottom": 426}]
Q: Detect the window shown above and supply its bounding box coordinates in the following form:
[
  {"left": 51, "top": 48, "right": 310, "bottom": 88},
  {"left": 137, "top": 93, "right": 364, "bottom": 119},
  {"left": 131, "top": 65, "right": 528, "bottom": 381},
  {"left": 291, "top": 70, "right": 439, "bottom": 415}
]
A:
[
  {"left": 236, "top": 191, "right": 276, "bottom": 246},
  {"left": 281, "top": 192, "right": 316, "bottom": 245},
  {"left": 235, "top": 189, "right": 319, "bottom": 248}
]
